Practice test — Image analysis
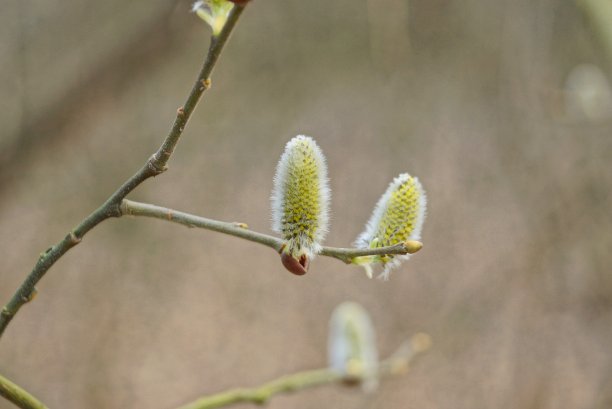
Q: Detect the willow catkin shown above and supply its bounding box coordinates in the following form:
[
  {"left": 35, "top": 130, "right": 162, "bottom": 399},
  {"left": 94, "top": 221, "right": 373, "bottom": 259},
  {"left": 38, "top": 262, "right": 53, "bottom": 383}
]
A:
[
  {"left": 271, "top": 135, "right": 330, "bottom": 275},
  {"left": 328, "top": 302, "right": 379, "bottom": 392},
  {"left": 354, "top": 173, "right": 427, "bottom": 279}
]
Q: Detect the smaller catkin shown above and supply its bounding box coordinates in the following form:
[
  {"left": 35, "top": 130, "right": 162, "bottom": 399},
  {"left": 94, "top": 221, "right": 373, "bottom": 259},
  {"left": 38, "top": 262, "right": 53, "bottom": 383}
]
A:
[
  {"left": 271, "top": 135, "right": 330, "bottom": 273},
  {"left": 354, "top": 173, "right": 426, "bottom": 279},
  {"left": 328, "top": 302, "right": 379, "bottom": 392}
]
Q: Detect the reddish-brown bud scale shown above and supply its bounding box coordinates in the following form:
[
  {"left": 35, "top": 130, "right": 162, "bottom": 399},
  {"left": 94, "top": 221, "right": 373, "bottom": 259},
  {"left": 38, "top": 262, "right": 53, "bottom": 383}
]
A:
[{"left": 280, "top": 252, "right": 309, "bottom": 276}]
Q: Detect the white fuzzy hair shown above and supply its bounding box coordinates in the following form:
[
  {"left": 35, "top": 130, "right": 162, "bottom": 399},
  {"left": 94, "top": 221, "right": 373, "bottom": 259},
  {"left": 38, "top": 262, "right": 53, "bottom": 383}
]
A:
[
  {"left": 271, "top": 135, "right": 331, "bottom": 257},
  {"left": 328, "top": 302, "right": 379, "bottom": 392},
  {"left": 354, "top": 173, "right": 427, "bottom": 279}
]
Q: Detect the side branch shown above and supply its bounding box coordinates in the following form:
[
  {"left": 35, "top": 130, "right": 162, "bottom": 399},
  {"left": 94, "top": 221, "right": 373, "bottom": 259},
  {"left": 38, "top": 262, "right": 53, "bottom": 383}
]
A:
[
  {"left": 119, "top": 200, "right": 422, "bottom": 264},
  {"left": 152, "top": 4, "right": 246, "bottom": 169},
  {"left": 0, "top": 374, "right": 48, "bottom": 409},
  {"left": 0, "top": 4, "right": 248, "bottom": 340},
  {"left": 176, "top": 334, "right": 430, "bottom": 409},
  {"left": 177, "top": 369, "right": 340, "bottom": 409}
]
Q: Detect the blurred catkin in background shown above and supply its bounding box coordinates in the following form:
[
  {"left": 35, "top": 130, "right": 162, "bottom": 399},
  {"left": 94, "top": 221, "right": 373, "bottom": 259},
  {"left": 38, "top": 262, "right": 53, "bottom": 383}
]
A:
[{"left": 1, "top": 0, "right": 612, "bottom": 408}]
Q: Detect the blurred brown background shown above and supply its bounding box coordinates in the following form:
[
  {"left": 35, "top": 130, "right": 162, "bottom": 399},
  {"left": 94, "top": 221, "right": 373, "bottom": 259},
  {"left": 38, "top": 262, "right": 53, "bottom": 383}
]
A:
[{"left": 1, "top": 0, "right": 612, "bottom": 408}]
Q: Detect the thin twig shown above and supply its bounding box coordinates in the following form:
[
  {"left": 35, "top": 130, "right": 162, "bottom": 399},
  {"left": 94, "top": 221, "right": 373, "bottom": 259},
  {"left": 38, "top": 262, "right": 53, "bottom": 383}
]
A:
[
  {"left": 175, "top": 334, "right": 430, "bottom": 409},
  {"left": 119, "top": 199, "right": 422, "bottom": 264},
  {"left": 121, "top": 200, "right": 283, "bottom": 250},
  {"left": 176, "top": 369, "right": 340, "bottom": 409},
  {"left": 0, "top": 374, "right": 48, "bottom": 409},
  {"left": 0, "top": 4, "right": 248, "bottom": 340}
]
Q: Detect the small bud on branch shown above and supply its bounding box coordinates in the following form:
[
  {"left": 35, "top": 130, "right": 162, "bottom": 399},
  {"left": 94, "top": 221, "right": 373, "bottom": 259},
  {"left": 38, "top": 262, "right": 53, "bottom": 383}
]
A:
[{"left": 193, "top": 0, "right": 234, "bottom": 36}]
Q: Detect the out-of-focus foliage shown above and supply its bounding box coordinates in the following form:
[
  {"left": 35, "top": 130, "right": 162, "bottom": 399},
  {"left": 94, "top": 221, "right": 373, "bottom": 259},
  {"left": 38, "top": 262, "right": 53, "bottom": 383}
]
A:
[{"left": 1, "top": 1, "right": 611, "bottom": 408}]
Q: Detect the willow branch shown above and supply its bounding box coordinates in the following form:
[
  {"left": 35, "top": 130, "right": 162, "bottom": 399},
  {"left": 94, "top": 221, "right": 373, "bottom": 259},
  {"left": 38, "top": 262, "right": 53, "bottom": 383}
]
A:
[
  {"left": 119, "top": 199, "right": 423, "bottom": 264},
  {"left": 176, "top": 334, "right": 431, "bottom": 409},
  {"left": 177, "top": 369, "right": 340, "bottom": 409},
  {"left": 0, "top": 4, "right": 248, "bottom": 340},
  {"left": 0, "top": 374, "right": 48, "bottom": 409}
]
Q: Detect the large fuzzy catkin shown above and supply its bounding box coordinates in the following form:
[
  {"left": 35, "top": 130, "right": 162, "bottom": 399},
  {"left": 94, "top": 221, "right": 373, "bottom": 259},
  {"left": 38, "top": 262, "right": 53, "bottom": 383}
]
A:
[
  {"left": 354, "top": 173, "right": 427, "bottom": 280},
  {"left": 271, "top": 135, "right": 330, "bottom": 274}
]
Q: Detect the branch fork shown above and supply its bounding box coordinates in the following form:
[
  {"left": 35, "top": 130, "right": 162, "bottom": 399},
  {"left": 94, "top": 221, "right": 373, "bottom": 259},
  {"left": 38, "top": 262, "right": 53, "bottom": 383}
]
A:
[{"left": 0, "top": 4, "right": 248, "bottom": 341}]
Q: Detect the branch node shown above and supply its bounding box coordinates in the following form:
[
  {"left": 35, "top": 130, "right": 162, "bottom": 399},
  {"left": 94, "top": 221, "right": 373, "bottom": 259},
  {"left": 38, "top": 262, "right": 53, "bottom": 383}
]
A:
[
  {"left": 106, "top": 203, "right": 123, "bottom": 218},
  {"left": 39, "top": 247, "right": 53, "bottom": 259},
  {"left": 21, "top": 288, "right": 37, "bottom": 303},
  {"left": 232, "top": 222, "right": 249, "bottom": 229},
  {"left": 166, "top": 210, "right": 173, "bottom": 221},
  {"left": 69, "top": 231, "right": 82, "bottom": 245},
  {"left": 119, "top": 200, "right": 130, "bottom": 216},
  {"left": 202, "top": 78, "right": 212, "bottom": 90},
  {"left": 1, "top": 307, "right": 11, "bottom": 317},
  {"left": 147, "top": 154, "right": 168, "bottom": 175},
  {"left": 177, "top": 106, "right": 186, "bottom": 117}
]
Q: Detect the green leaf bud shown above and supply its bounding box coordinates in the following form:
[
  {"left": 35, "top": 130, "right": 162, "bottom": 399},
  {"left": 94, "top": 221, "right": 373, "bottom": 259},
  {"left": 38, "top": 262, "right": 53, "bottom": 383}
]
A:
[{"left": 192, "top": 0, "right": 234, "bottom": 36}]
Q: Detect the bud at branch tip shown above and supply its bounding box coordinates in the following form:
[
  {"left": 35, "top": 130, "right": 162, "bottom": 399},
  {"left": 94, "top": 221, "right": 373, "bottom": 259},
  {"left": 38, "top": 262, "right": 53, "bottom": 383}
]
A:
[{"left": 192, "top": 0, "right": 234, "bottom": 36}]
